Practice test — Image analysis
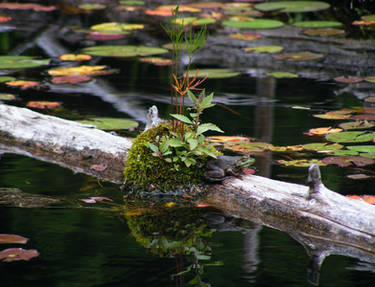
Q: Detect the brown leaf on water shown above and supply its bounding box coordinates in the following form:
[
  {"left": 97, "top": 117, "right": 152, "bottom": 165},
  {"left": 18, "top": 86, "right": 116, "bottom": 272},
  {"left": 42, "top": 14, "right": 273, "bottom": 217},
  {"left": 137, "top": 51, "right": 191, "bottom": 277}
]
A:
[
  {"left": 334, "top": 76, "right": 363, "bottom": 83},
  {"left": 0, "top": 3, "right": 56, "bottom": 12},
  {"left": 6, "top": 80, "right": 39, "bottom": 90},
  {"left": 229, "top": 32, "right": 262, "bottom": 41},
  {"left": 0, "top": 16, "right": 12, "bottom": 23},
  {"left": 0, "top": 248, "right": 39, "bottom": 262},
  {"left": 0, "top": 234, "right": 28, "bottom": 244},
  {"left": 304, "top": 127, "right": 342, "bottom": 136},
  {"left": 51, "top": 75, "right": 92, "bottom": 84},
  {"left": 347, "top": 174, "right": 371, "bottom": 180},
  {"left": 59, "top": 54, "right": 92, "bottom": 62},
  {"left": 273, "top": 51, "right": 323, "bottom": 61},
  {"left": 26, "top": 101, "right": 61, "bottom": 109},
  {"left": 322, "top": 156, "right": 375, "bottom": 167}
]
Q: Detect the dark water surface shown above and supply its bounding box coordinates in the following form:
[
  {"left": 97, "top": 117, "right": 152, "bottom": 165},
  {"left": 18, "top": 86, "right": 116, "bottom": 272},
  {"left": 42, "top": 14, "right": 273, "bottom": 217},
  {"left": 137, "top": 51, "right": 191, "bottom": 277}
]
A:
[{"left": 1, "top": 0, "right": 375, "bottom": 286}]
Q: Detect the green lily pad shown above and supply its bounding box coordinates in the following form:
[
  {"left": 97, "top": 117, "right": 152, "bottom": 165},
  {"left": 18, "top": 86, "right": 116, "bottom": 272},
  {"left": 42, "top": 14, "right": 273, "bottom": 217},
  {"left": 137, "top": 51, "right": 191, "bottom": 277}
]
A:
[
  {"left": 360, "top": 153, "right": 375, "bottom": 159},
  {"left": 326, "top": 131, "right": 375, "bottom": 143},
  {"left": 120, "top": 0, "right": 144, "bottom": 5},
  {"left": 267, "top": 71, "right": 298, "bottom": 78},
  {"left": 223, "top": 6, "right": 263, "bottom": 17},
  {"left": 90, "top": 22, "right": 144, "bottom": 33},
  {"left": 294, "top": 21, "right": 342, "bottom": 28},
  {"left": 339, "top": 121, "right": 375, "bottom": 130},
  {"left": 0, "top": 56, "right": 50, "bottom": 69},
  {"left": 79, "top": 3, "right": 106, "bottom": 10},
  {"left": 172, "top": 17, "right": 216, "bottom": 26},
  {"left": 82, "top": 45, "right": 168, "bottom": 57},
  {"left": 362, "top": 14, "right": 375, "bottom": 21},
  {"left": 0, "top": 76, "right": 16, "bottom": 83},
  {"left": 78, "top": 117, "right": 138, "bottom": 130},
  {"left": 303, "top": 28, "right": 345, "bottom": 37},
  {"left": 365, "top": 76, "right": 375, "bottom": 83},
  {"left": 223, "top": 18, "right": 284, "bottom": 29},
  {"left": 188, "top": 69, "right": 240, "bottom": 79},
  {"left": 224, "top": 141, "right": 272, "bottom": 153},
  {"left": 302, "top": 142, "right": 343, "bottom": 151},
  {"left": 330, "top": 150, "right": 359, "bottom": 156},
  {"left": 0, "top": 93, "right": 16, "bottom": 101},
  {"left": 277, "top": 159, "right": 326, "bottom": 167},
  {"left": 254, "top": 1, "right": 330, "bottom": 13},
  {"left": 244, "top": 45, "right": 284, "bottom": 54},
  {"left": 273, "top": 51, "right": 323, "bottom": 61},
  {"left": 347, "top": 146, "right": 375, "bottom": 153}
]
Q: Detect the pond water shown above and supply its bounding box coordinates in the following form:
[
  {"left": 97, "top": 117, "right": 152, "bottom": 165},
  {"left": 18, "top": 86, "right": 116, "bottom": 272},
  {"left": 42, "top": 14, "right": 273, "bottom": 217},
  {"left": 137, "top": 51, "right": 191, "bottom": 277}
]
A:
[{"left": 1, "top": 0, "right": 375, "bottom": 286}]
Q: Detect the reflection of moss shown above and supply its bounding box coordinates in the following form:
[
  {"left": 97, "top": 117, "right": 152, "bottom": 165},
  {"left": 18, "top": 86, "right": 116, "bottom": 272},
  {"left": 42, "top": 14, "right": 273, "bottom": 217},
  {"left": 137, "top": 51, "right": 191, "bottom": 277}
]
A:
[
  {"left": 126, "top": 206, "right": 213, "bottom": 257},
  {"left": 123, "top": 123, "right": 206, "bottom": 191}
]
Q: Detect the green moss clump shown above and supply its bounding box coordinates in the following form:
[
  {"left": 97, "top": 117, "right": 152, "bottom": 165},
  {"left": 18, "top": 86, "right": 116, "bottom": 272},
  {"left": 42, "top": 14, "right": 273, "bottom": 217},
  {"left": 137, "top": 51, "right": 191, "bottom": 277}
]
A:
[{"left": 123, "top": 122, "right": 207, "bottom": 191}]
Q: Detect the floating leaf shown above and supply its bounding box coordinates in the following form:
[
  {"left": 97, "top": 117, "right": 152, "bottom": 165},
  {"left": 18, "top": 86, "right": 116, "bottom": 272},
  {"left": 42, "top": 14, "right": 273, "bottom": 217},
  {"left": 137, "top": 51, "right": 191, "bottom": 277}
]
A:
[
  {"left": 78, "top": 117, "right": 138, "bottom": 130},
  {"left": 330, "top": 150, "right": 359, "bottom": 156},
  {"left": 334, "top": 76, "right": 363, "bottom": 83},
  {"left": 347, "top": 146, "right": 375, "bottom": 153},
  {"left": 48, "top": 65, "right": 109, "bottom": 76},
  {"left": 362, "top": 14, "right": 375, "bottom": 21},
  {"left": 364, "top": 97, "right": 375, "bottom": 103},
  {"left": 326, "top": 131, "right": 375, "bottom": 143},
  {"left": 352, "top": 20, "right": 375, "bottom": 26},
  {"left": 223, "top": 18, "right": 284, "bottom": 29},
  {"left": 6, "top": 80, "right": 39, "bottom": 90},
  {"left": 145, "top": 4, "right": 201, "bottom": 16},
  {"left": 51, "top": 75, "right": 92, "bottom": 84},
  {"left": 365, "top": 76, "right": 375, "bottom": 83},
  {"left": 304, "top": 127, "right": 342, "bottom": 136},
  {"left": 322, "top": 156, "right": 375, "bottom": 167},
  {"left": 274, "top": 51, "right": 323, "bottom": 61},
  {"left": 302, "top": 142, "right": 343, "bottom": 151},
  {"left": 206, "top": 136, "right": 252, "bottom": 142},
  {"left": 351, "top": 114, "right": 375, "bottom": 121},
  {"left": 91, "top": 22, "right": 144, "bottom": 32},
  {"left": 82, "top": 45, "right": 168, "bottom": 57},
  {"left": 78, "top": 3, "right": 106, "bottom": 10},
  {"left": 339, "top": 121, "right": 375, "bottom": 130},
  {"left": 172, "top": 17, "right": 216, "bottom": 26},
  {"left": 277, "top": 159, "right": 326, "bottom": 167},
  {"left": 244, "top": 45, "right": 283, "bottom": 54},
  {"left": 162, "top": 42, "right": 188, "bottom": 50},
  {"left": 26, "top": 101, "right": 61, "bottom": 109},
  {"left": 0, "top": 76, "right": 16, "bottom": 83},
  {"left": 0, "top": 234, "right": 28, "bottom": 244},
  {"left": 0, "top": 56, "right": 50, "bottom": 69},
  {"left": 0, "top": 16, "right": 11, "bottom": 23},
  {"left": 139, "top": 57, "right": 173, "bottom": 66},
  {"left": 0, "top": 3, "right": 56, "bottom": 12},
  {"left": 303, "top": 28, "right": 345, "bottom": 37},
  {"left": 80, "top": 197, "right": 113, "bottom": 203},
  {"left": 120, "top": 0, "right": 145, "bottom": 5},
  {"left": 59, "top": 54, "right": 92, "bottom": 61},
  {"left": 254, "top": 1, "right": 330, "bottom": 13},
  {"left": 347, "top": 174, "right": 371, "bottom": 180},
  {"left": 223, "top": 5, "right": 263, "bottom": 17},
  {"left": 86, "top": 32, "right": 126, "bottom": 41},
  {"left": 313, "top": 110, "right": 352, "bottom": 120},
  {"left": 294, "top": 21, "right": 342, "bottom": 28},
  {"left": 224, "top": 141, "right": 272, "bottom": 153},
  {"left": 229, "top": 32, "right": 262, "bottom": 41},
  {"left": 0, "top": 93, "right": 16, "bottom": 101},
  {"left": 267, "top": 72, "right": 298, "bottom": 78},
  {"left": 187, "top": 69, "right": 240, "bottom": 79},
  {"left": 0, "top": 248, "right": 39, "bottom": 262}
]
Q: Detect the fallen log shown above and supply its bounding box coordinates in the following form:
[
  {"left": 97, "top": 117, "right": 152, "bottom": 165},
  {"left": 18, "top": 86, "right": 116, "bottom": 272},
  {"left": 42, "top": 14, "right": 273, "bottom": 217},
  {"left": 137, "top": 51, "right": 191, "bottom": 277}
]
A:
[{"left": 1, "top": 103, "right": 375, "bottom": 269}]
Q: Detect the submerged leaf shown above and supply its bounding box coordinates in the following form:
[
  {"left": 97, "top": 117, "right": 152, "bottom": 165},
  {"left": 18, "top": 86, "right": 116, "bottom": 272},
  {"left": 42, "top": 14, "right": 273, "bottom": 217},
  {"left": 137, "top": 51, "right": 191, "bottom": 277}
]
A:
[
  {"left": 139, "top": 57, "right": 173, "bottom": 66},
  {"left": 78, "top": 117, "right": 138, "bottom": 130},
  {"left": 334, "top": 76, "right": 363, "bottom": 83},
  {"left": 0, "top": 3, "right": 56, "bottom": 12},
  {"left": 277, "top": 159, "right": 326, "bottom": 167},
  {"left": 303, "top": 28, "right": 345, "bottom": 37},
  {"left": 51, "top": 75, "right": 92, "bottom": 84},
  {"left": 293, "top": 21, "right": 342, "bottom": 28}
]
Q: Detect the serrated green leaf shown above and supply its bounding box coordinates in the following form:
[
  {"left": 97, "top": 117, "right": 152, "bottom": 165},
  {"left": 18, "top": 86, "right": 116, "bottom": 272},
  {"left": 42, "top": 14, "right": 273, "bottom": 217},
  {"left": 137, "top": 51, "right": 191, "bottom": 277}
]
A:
[
  {"left": 168, "top": 138, "right": 185, "bottom": 147},
  {"left": 197, "top": 123, "right": 224, "bottom": 135},
  {"left": 170, "top": 114, "right": 192, "bottom": 124}
]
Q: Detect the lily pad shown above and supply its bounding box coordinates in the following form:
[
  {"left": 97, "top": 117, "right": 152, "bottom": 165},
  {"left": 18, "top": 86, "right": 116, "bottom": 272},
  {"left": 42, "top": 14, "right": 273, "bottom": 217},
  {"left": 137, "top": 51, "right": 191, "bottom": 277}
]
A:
[
  {"left": 229, "top": 32, "right": 262, "bottom": 41},
  {"left": 334, "top": 76, "right": 363, "bottom": 83},
  {"left": 0, "top": 93, "right": 16, "bottom": 100},
  {"left": 302, "top": 142, "right": 343, "bottom": 151},
  {"left": 339, "top": 121, "right": 375, "bottom": 130},
  {"left": 0, "top": 76, "right": 16, "bottom": 83},
  {"left": 313, "top": 109, "right": 353, "bottom": 120},
  {"left": 322, "top": 156, "right": 375, "bottom": 167},
  {"left": 0, "top": 56, "right": 50, "bottom": 69},
  {"left": 362, "top": 14, "right": 375, "bottom": 21},
  {"left": 223, "top": 6, "right": 263, "bottom": 17},
  {"left": 26, "top": 101, "right": 61, "bottom": 109},
  {"left": 187, "top": 69, "right": 240, "bottom": 79},
  {"left": 330, "top": 150, "right": 359, "bottom": 156},
  {"left": 0, "top": 234, "right": 28, "bottom": 244},
  {"left": 0, "top": 248, "right": 39, "bottom": 262},
  {"left": 266, "top": 72, "right": 298, "bottom": 78},
  {"left": 91, "top": 22, "right": 144, "bottom": 32},
  {"left": 139, "top": 57, "right": 173, "bottom": 66},
  {"left": 223, "top": 18, "right": 284, "bottom": 29},
  {"left": 78, "top": 117, "right": 138, "bottom": 130},
  {"left": 82, "top": 45, "right": 168, "bottom": 57},
  {"left": 365, "top": 76, "right": 375, "bottom": 83},
  {"left": 273, "top": 51, "right": 323, "bottom": 61},
  {"left": 326, "top": 131, "right": 375, "bottom": 143},
  {"left": 303, "top": 28, "right": 345, "bottom": 37},
  {"left": 224, "top": 141, "right": 272, "bottom": 153},
  {"left": 172, "top": 17, "right": 216, "bottom": 26},
  {"left": 6, "top": 80, "right": 39, "bottom": 90},
  {"left": 277, "top": 159, "right": 326, "bottom": 167},
  {"left": 294, "top": 21, "right": 342, "bottom": 28},
  {"left": 254, "top": 1, "right": 330, "bottom": 13},
  {"left": 59, "top": 54, "right": 92, "bottom": 61},
  {"left": 347, "top": 146, "right": 375, "bottom": 153},
  {"left": 304, "top": 127, "right": 342, "bottom": 136},
  {"left": 48, "top": 65, "right": 108, "bottom": 76},
  {"left": 244, "top": 45, "right": 284, "bottom": 54},
  {"left": 78, "top": 3, "right": 106, "bottom": 10}
]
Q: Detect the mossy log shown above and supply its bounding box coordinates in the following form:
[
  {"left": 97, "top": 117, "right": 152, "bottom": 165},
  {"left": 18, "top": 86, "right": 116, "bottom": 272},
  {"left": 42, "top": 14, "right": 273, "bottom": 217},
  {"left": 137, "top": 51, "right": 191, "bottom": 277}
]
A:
[{"left": 1, "top": 104, "right": 375, "bottom": 268}]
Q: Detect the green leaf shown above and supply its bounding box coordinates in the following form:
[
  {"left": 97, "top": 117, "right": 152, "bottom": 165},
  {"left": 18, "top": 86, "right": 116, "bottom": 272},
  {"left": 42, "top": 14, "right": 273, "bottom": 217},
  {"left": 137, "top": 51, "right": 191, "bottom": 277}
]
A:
[
  {"left": 254, "top": 1, "right": 330, "bottom": 13},
  {"left": 187, "top": 138, "right": 198, "bottom": 150},
  {"left": 187, "top": 90, "right": 197, "bottom": 104},
  {"left": 168, "top": 138, "right": 185, "bottom": 147},
  {"left": 147, "top": 142, "right": 159, "bottom": 153},
  {"left": 326, "top": 131, "right": 375, "bottom": 143},
  {"left": 222, "top": 19, "right": 284, "bottom": 29},
  {"left": 200, "top": 92, "right": 215, "bottom": 110},
  {"left": 0, "top": 56, "right": 50, "bottom": 69},
  {"left": 293, "top": 21, "right": 342, "bottom": 28},
  {"left": 82, "top": 45, "right": 168, "bottom": 57},
  {"left": 197, "top": 123, "right": 224, "bottom": 135},
  {"left": 170, "top": 114, "right": 192, "bottom": 124},
  {"left": 78, "top": 117, "right": 138, "bottom": 130},
  {"left": 183, "top": 157, "right": 196, "bottom": 167}
]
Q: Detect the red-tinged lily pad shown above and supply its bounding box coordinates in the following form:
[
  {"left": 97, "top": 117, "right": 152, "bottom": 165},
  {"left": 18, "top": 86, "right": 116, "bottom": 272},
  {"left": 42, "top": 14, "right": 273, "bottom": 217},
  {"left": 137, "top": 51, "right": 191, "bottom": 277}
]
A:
[
  {"left": 313, "top": 110, "right": 352, "bottom": 120},
  {"left": 0, "top": 93, "right": 16, "bottom": 101},
  {"left": 304, "top": 127, "right": 342, "bottom": 136},
  {"left": 0, "top": 234, "right": 28, "bottom": 244},
  {"left": 82, "top": 45, "right": 168, "bottom": 57},
  {"left": 59, "top": 54, "right": 92, "bottom": 61},
  {"left": 347, "top": 194, "right": 375, "bottom": 203},
  {"left": 51, "top": 75, "right": 92, "bottom": 84},
  {"left": 0, "top": 248, "right": 39, "bottom": 262},
  {"left": 365, "top": 76, "right": 375, "bottom": 83},
  {"left": 244, "top": 45, "right": 283, "bottom": 54},
  {"left": 334, "top": 76, "right": 363, "bottom": 83},
  {"left": 0, "top": 3, "right": 57, "bottom": 12},
  {"left": 90, "top": 164, "right": 107, "bottom": 171},
  {"left": 26, "top": 101, "right": 61, "bottom": 109},
  {"left": 352, "top": 20, "right": 375, "bottom": 26},
  {"left": 339, "top": 121, "right": 375, "bottom": 130},
  {"left": 229, "top": 32, "right": 262, "bottom": 41},
  {"left": 322, "top": 156, "right": 375, "bottom": 167},
  {"left": 80, "top": 196, "right": 113, "bottom": 203},
  {"left": 273, "top": 51, "right": 323, "bottom": 61},
  {"left": 0, "top": 16, "right": 11, "bottom": 23},
  {"left": 351, "top": 114, "right": 375, "bottom": 121},
  {"left": 326, "top": 131, "right": 375, "bottom": 143},
  {"left": 224, "top": 141, "right": 272, "bottom": 153},
  {"left": 254, "top": 1, "right": 330, "bottom": 13},
  {"left": 277, "top": 159, "right": 326, "bottom": 167},
  {"left": 139, "top": 57, "right": 173, "bottom": 66},
  {"left": 206, "top": 135, "right": 252, "bottom": 142},
  {"left": 48, "top": 65, "right": 114, "bottom": 76},
  {"left": 303, "top": 28, "right": 345, "bottom": 37},
  {"left": 86, "top": 32, "right": 126, "bottom": 41},
  {"left": 6, "top": 80, "right": 39, "bottom": 90}
]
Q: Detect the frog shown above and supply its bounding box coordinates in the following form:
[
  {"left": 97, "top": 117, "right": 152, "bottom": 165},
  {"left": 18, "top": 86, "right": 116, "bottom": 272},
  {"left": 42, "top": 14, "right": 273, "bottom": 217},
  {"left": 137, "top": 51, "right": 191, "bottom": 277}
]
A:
[{"left": 203, "top": 155, "right": 255, "bottom": 182}]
